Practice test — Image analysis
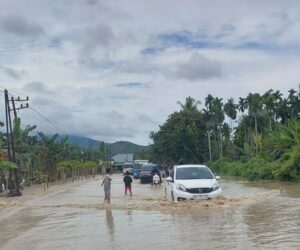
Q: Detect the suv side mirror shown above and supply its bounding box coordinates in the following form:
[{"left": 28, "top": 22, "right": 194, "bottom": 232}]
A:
[
  {"left": 215, "top": 176, "right": 221, "bottom": 180},
  {"left": 166, "top": 176, "right": 173, "bottom": 182}
]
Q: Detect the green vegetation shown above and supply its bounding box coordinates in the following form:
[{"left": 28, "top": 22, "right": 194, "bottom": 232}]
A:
[
  {"left": 150, "top": 87, "right": 300, "bottom": 181},
  {"left": 2, "top": 86, "right": 300, "bottom": 186},
  {"left": 0, "top": 118, "right": 108, "bottom": 188}
]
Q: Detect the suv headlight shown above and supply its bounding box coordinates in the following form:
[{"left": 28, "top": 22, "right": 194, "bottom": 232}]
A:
[
  {"left": 176, "top": 184, "right": 186, "bottom": 192},
  {"left": 213, "top": 183, "right": 220, "bottom": 191}
]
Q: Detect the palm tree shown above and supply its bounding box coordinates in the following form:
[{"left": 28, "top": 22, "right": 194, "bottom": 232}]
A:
[
  {"left": 246, "top": 93, "right": 262, "bottom": 135},
  {"left": 287, "top": 88, "right": 298, "bottom": 119},
  {"left": 177, "top": 96, "right": 201, "bottom": 111},
  {"left": 224, "top": 98, "right": 237, "bottom": 124},
  {"left": 224, "top": 98, "right": 237, "bottom": 158},
  {"left": 202, "top": 109, "right": 213, "bottom": 161},
  {"left": 238, "top": 97, "right": 247, "bottom": 113},
  {"left": 246, "top": 93, "right": 263, "bottom": 155},
  {"left": 277, "top": 98, "right": 289, "bottom": 124},
  {"left": 204, "top": 95, "right": 225, "bottom": 159},
  {"left": 263, "top": 89, "right": 276, "bottom": 131}
]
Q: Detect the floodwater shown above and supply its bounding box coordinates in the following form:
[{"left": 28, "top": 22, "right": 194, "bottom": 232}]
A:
[{"left": 0, "top": 175, "right": 300, "bottom": 250}]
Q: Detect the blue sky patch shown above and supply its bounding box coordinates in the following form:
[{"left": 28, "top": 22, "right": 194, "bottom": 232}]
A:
[
  {"left": 48, "top": 37, "right": 62, "bottom": 48},
  {"left": 141, "top": 30, "right": 221, "bottom": 55},
  {"left": 235, "top": 41, "right": 279, "bottom": 51},
  {"left": 115, "top": 82, "right": 149, "bottom": 88},
  {"left": 141, "top": 47, "right": 164, "bottom": 55}
]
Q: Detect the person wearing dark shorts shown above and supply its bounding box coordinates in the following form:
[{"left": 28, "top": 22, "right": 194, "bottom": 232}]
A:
[{"left": 123, "top": 171, "right": 133, "bottom": 196}]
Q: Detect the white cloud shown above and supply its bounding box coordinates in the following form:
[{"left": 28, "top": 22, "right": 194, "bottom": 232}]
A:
[{"left": 1, "top": 0, "right": 300, "bottom": 145}]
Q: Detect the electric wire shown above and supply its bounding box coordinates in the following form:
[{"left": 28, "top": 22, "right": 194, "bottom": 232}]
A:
[
  {"left": 0, "top": 85, "right": 65, "bottom": 133},
  {"left": 29, "top": 106, "right": 63, "bottom": 133}
]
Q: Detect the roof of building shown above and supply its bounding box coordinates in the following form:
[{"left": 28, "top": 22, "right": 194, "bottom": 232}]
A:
[{"left": 112, "top": 153, "right": 134, "bottom": 163}]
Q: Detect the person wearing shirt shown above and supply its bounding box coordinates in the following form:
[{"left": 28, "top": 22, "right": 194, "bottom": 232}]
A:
[
  {"left": 101, "top": 168, "right": 112, "bottom": 203},
  {"left": 123, "top": 171, "right": 133, "bottom": 196}
]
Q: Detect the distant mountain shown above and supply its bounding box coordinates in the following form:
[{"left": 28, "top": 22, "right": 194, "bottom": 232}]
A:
[
  {"left": 57, "top": 135, "right": 102, "bottom": 149},
  {"left": 55, "top": 135, "right": 150, "bottom": 156},
  {"left": 109, "top": 141, "right": 150, "bottom": 156}
]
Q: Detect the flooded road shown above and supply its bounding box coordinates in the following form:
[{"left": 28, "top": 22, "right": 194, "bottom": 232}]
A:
[{"left": 0, "top": 175, "right": 299, "bottom": 250}]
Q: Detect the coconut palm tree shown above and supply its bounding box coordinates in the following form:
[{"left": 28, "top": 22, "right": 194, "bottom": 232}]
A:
[
  {"left": 238, "top": 97, "right": 247, "bottom": 113},
  {"left": 177, "top": 96, "right": 201, "bottom": 111},
  {"left": 287, "top": 88, "right": 299, "bottom": 119}
]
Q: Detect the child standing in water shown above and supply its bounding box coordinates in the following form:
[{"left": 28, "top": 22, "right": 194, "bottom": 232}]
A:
[
  {"left": 101, "top": 168, "right": 112, "bottom": 203},
  {"left": 123, "top": 171, "right": 133, "bottom": 196}
]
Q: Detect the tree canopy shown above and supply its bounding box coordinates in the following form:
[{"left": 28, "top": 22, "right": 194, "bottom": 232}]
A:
[{"left": 150, "top": 87, "right": 300, "bottom": 181}]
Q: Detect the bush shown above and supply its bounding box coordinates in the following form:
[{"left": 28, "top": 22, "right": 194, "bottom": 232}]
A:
[
  {"left": 207, "top": 158, "right": 243, "bottom": 177},
  {"left": 241, "top": 157, "right": 273, "bottom": 180},
  {"left": 208, "top": 157, "right": 275, "bottom": 181}
]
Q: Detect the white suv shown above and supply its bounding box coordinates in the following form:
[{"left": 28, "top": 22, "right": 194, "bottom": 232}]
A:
[{"left": 165, "top": 165, "right": 221, "bottom": 202}]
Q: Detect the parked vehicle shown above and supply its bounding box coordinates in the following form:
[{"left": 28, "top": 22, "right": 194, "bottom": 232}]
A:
[
  {"left": 165, "top": 165, "right": 221, "bottom": 202},
  {"left": 133, "top": 163, "right": 141, "bottom": 179},
  {"left": 134, "top": 160, "right": 149, "bottom": 165},
  {"left": 140, "top": 164, "right": 160, "bottom": 184},
  {"left": 123, "top": 163, "right": 134, "bottom": 175}
]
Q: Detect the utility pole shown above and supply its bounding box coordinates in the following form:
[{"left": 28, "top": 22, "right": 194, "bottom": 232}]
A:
[
  {"left": 107, "top": 143, "right": 110, "bottom": 168},
  {"left": 105, "top": 143, "right": 109, "bottom": 168},
  {"left": 4, "top": 90, "right": 12, "bottom": 193},
  {"left": 4, "top": 89, "right": 29, "bottom": 196}
]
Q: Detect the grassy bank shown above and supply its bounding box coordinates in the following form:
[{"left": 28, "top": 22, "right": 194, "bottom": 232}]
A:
[{"left": 207, "top": 157, "right": 300, "bottom": 182}]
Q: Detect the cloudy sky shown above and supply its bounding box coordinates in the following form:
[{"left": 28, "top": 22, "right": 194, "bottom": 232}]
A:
[{"left": 1, "top": 0, "right": 300, "bottom": 145}]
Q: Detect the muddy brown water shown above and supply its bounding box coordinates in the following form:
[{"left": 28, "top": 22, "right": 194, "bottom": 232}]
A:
[{"left": 0, "top": 175, "right": 299, "bottom": 250}]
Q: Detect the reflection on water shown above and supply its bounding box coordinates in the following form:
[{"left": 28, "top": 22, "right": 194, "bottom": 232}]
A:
[
  {"left": 105, "top": 209, "right": 115, "bottom": 242},
  {"left": 0, "top": 176, "right": 300, "bottom": 250},
  {"left": 126, "top": 210, "right": 133, "bottom": 223}
]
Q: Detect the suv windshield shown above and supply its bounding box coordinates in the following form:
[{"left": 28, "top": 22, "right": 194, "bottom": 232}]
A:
[
  {"left": 176, "top": 167, "right": 214, "bottom": 180},
  {"left": 142, "top": 165, "right": 157, "bottom": 171}
]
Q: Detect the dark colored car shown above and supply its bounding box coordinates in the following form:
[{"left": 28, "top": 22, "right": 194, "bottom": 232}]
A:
[{"left": 140, "top": 164, "right": 160, "bottom": 184}]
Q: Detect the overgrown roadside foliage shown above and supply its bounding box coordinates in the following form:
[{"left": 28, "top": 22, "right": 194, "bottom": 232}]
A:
[
  {"left": 150, "top": 88, "right": 300, "bottom": 182},
  {"left": 205, "top": 120, "right": 300, "bottom": 181}
]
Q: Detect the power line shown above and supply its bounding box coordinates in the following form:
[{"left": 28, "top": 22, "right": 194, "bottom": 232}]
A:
[
  {"left": 28, "top": 102, "right": 66, "bottom": 134},
  {"left": 29, "top": 106, "right": 63, "bottom": 133},
  {"left": 0, "top": 86, "right": 65, "bottom": 133}
]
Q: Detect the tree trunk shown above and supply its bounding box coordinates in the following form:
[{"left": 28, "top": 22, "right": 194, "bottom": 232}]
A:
[
  {"left": 218, "top": 125, "right": 223, "bottom": 159},
  {"left": 207, "top": 130, "right": 212, "bottom": 161},
  {"left": 254, "top": 114, "right": 258, "bottom": 156}
]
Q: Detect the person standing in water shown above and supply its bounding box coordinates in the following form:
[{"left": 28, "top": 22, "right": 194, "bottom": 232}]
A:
[
  {"left": 123, "top": 171, "right": 133, "bottom": 196},
  {"left": 101, "top": 168, "right": 112, "bottom": 203}
]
